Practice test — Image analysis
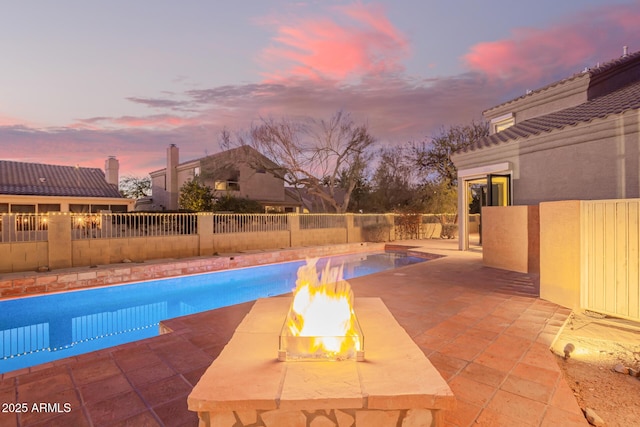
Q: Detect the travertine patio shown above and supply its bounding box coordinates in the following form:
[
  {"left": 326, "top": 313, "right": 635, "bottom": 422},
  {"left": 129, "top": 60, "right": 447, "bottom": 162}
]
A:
[{"left": 0, "top": 239, "right": 588, "bottom": 426}]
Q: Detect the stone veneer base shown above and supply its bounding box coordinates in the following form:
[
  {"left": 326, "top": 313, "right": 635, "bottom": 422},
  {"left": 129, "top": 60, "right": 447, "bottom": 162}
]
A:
[{"left": 188, "top": 297, "right": 455, "bottom": 427}]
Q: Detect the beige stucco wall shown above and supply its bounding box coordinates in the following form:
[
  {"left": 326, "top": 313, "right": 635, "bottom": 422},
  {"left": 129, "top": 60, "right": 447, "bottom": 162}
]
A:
[
  {"left": 291, "top": 228, "right": 348, "bottom": 247},
  {"left": 482, "top": 206, "right": 539, "bottom": 274},
  {"left": 0, "top": 242, "right": 48, "bottom": 273},
  {"left": 150, "top": 173, "right": 169, "bottom": 209},
  {"left": 515, "top": 115, "right": 640, "bottom": 204},
  {"left": 72, "top": 235, "right": 200, "bottom": 265},
  {"left": 48, "top": 214, "right": 72, "bottom": 269},
  {"left": 539, "top": 200, "right": 582, "bottom": 310},
  {"left": 237, "top": 164, "right": 284, "bottom": 202},
  {"left": 212, "top": 231, "right": 290, "bottom": 253}
]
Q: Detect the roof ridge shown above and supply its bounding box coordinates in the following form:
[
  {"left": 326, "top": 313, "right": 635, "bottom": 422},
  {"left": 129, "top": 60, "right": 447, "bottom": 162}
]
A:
[
  {"left": 484, "top": 49, "right": 640, "bottom": 114},
  {"left": 0, "top": 159, "right": 102, "bottom": 172}
]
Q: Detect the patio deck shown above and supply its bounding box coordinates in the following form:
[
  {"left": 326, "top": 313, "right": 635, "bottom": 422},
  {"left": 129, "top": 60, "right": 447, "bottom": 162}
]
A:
[{"left": 0, "top": 239, "right": 588, "bottom": 427}]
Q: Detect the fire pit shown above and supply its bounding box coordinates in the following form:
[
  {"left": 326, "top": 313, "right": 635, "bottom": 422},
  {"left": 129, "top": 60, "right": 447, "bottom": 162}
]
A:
[
  {"left": 278, "top": 259, "right": 364, "bottom": 362},
  {"left": 188, "top": 262, "right": 455, "bottom": 427}
]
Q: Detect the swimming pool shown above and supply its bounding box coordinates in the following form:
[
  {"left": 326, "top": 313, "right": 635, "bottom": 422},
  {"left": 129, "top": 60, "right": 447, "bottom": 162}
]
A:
[{"left": 0, "top": 251, "right": 426, "bottom": 373}]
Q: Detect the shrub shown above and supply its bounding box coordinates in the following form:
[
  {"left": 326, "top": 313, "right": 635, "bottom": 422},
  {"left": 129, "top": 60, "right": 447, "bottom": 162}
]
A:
[
  {"left": 362, "top": 223, "right": 392, "bottom": 242},
  {"left": 441, "top": 224, "right": 458, "bottom": 239},
  {"left": 213, "top": 195, "right": 264, "bottom": 213}
]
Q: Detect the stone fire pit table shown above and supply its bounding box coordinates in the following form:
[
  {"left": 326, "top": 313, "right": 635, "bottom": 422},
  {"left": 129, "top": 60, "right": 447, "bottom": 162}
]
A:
[{"left": 188, "top": 297, "right": 455, "bottom": 427}]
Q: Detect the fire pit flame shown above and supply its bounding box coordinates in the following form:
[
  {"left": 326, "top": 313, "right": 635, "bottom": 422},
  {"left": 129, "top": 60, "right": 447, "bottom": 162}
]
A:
[{"left": 279, "top": 259, "right": 364, "bottom": 361}]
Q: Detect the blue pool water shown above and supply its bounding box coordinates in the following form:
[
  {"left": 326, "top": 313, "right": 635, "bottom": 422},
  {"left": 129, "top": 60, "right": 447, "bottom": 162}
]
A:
[{"left": 0, "top": 251, "right": 426, "bottom": 373}]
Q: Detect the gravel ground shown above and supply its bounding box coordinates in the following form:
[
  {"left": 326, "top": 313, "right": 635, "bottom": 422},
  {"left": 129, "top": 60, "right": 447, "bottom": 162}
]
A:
[{"left": 551, "top": 312, "right": 640, "bottom": 427}]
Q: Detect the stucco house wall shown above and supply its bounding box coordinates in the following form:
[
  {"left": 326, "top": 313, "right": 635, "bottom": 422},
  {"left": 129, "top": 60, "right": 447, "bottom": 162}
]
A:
[{"left": 453, "top": 109, "right": 640, "bottom": 206}]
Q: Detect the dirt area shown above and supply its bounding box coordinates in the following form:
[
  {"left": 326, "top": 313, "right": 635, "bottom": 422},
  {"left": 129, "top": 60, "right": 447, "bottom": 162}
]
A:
[{"left": 551, "top": 312, "right": 640, "bottom": 427}]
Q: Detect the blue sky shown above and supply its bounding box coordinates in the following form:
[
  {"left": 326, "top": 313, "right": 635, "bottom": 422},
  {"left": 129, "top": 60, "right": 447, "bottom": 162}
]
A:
[{"left": 1, "top": 0, "right": 638, "bottom": 176}]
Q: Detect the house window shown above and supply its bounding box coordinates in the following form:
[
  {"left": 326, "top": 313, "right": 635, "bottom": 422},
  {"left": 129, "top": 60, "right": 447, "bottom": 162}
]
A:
[
  {"left": 90, "top": 205, "right": 110, "bottom": 213},
  {"left": 215, "top": 180, "right": 240, "bottom": 191},
  {"left": 265, "top": 205, "right": 283, "bottom": 213},
  {"left": 0, "top": 203, "right": 8, "bottom": 213},
  {"left": 37, "top": 204, "right": 61, "bottom": 213},
  {"left": 10, "top": 204, "right": 36, "bottom": 213},
  {"left": 490, "top": 113, "right": 515, "bottom": 134},
  {"left": 194, "top": 167, "right": 201, "bottom": 177},
  {"left": 70, "top": 204, "right": 90, "bottom": 213}
]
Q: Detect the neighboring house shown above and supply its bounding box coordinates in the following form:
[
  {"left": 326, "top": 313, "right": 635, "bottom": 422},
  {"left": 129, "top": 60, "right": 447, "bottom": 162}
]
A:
[
  {"left": 148, "top": 144, "right": 302, "bottom": 212},
  {"left": 0, "top": 157, "right": 133, "bottom": 213},
  {"left": 451, "top": 48, "right": 640, "bottom": 249}
]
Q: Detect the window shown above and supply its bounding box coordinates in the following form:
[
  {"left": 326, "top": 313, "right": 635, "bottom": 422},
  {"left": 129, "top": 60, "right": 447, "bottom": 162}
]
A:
[
  {"left": 194, "top": 167, "right": 200, "bottom": 177},
  {"left": 70, "top": 204, "right": 90, "bottom": 213},
  {"left": 265, "top": 206, "right": 284, "bottom": 213},
  {"left": 10, "top": 204, "right": 36, "bottom": 213},
  {"left": 90, "top": 205, "right": 110, "bottom": 213},
  {"left": 37, "top": 204, "right": 61, "bottom": 213},
  {"left": 490, "top": 113, "right": 515, "bottom": 134},
  {"left": 110, "top": 205, "right": 128, "bottom": 213},
  {"left": 215, "top": 180, "right": 240, "bottom": 191}
]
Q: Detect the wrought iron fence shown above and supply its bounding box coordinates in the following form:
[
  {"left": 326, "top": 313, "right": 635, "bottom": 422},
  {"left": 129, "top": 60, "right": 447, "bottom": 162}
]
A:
[
  {"left": 0, "top": 213, "right": 49, "bottom": 243},
  {"left": 71, "top": 213, "right": 198, "bottom": 240},
  {"left": 0, "top": 211, "right": 459, "bottom": 244},
  {"left": 299, "top": 214, "right": 347, "bottom": 230},
  {"left": 213, "top": 213, "right": 289, "bottom": 234}
]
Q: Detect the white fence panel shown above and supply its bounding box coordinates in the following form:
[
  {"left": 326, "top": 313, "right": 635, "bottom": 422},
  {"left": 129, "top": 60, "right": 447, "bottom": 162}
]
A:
[{"left": 582, "top": 200, "right": 640, "bottom": 321}]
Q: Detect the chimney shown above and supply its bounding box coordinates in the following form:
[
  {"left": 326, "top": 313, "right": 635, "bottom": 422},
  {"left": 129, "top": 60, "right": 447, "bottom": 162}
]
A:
[
  {"left": 105, "top": 156, "right": 119, "bottom": 186},
  {"left": 167, "top": 144, "right": 179, "bottom": 210},
  {"left": 623, "top": 46, "right": 629, "bottom": 57}
]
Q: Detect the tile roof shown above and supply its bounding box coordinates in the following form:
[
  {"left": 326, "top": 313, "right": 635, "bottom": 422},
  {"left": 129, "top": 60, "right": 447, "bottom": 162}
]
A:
[
  {"left": 0, "top": 160, "right": 123, "bottom": 198},
  {"left": 589, "top": 49, "right": 640, "bottom": 78},
  {"left": 462, "top": 78, "right": 640, "bottom": 153},
  {"left": 484, "top": 50, "right": 640, "bottom": 115}
]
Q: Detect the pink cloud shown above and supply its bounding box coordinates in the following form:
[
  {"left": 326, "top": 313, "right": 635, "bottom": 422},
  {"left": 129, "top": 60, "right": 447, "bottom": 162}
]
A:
[
  {"left": 260, "top": 2, "right": 409, "bottom": 82},
  {"left": 0, "top": 72, "right": 499, "bottom": 178},
  {"left": 73, "top": 114, "right": 197, "bottom": 130},
  {"left": 0, "top": 113, "right": 40, "bottom": 127},
  {"left": 464, "top": 3, "right": 640, "bottom": 87}
]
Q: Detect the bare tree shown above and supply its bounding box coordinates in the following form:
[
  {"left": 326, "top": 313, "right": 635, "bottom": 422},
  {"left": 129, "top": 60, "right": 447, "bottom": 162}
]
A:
[
  {"left": 119, "top": 175, "right": 151, "bottom": 199},
  {"left": 412, "top": 121, "right": 489, "bottom": 187},
  {"left": 368, "top": 145, "right": 417, "bottom": 212},
  {"left": 222, "top": 110, "right": 376, "bottom": 213}
]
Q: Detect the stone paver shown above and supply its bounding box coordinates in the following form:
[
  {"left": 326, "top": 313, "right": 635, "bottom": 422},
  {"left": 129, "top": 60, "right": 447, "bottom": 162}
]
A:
[{"left": 0, "top": 240, "right": 588, "bottom": 426}]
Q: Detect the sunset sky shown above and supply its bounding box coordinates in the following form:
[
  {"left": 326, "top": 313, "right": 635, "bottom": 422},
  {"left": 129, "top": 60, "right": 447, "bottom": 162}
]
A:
[{"left": 1, "top": 0, "right": 639, "bottom": 177}]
